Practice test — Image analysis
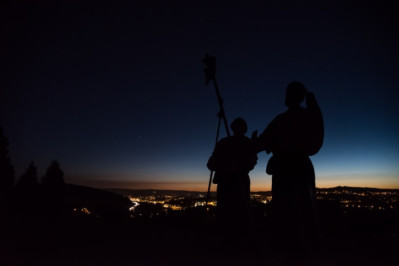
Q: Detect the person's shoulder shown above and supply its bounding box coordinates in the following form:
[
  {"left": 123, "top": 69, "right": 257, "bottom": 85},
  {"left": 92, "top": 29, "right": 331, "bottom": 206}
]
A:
[
  {"left": 240, "top": 135, "right": 251, "bottom": 141},
  {"left": 230, "top": 135, "right": 249, "bottom": 142},
  {"left": 219, "top": 135, "right": 250, "bottom": 145},
  {"left": 219, "top": 136, "right": 233, "bottom": 142},
  {"left": 272, "top": 111, "right": 290, "bottom": 122},
  {"left": 285, "top": 106, "right": 307, "bottom": 116},
  {"left": 217, "top": 136, "right": 234, "bottom": 145}
]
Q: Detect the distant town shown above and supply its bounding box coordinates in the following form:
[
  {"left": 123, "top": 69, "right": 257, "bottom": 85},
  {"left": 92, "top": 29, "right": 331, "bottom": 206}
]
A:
[{"left": 103, "top": 187, "right": 399, "bottom": 220}]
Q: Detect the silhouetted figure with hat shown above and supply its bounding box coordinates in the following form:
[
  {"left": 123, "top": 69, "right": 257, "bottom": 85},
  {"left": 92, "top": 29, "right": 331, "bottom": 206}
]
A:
[
  {"left": 257, "top": 82, "right": 324, "bottom": 249},
  {"left": 207, "top": 118, "right": 258, "bottom": 239}
]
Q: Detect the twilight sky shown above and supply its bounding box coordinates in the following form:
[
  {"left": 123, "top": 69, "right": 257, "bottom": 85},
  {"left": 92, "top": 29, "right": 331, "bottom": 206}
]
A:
[{"left": 2, "top": 1, "right": 399, "bottom": 191}]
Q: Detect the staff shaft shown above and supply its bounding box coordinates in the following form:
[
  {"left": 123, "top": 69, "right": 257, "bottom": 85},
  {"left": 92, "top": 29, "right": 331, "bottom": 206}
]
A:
[{"left": 212, "top": 78, "right": 230, "bottom": 137}]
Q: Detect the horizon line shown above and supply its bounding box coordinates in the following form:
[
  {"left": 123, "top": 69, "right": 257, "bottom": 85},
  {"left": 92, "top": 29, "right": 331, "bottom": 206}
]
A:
[{"left": 66, "top": 182, "right": 399, "bottom": 192}]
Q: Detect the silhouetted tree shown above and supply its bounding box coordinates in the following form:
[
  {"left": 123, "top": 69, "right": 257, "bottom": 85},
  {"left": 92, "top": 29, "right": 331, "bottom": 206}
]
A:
[
  {"left": 15, "top": 161, "right": 40, "bottom": 217},
  {"left": 42, "top": 161, "right": 64, "bottom": 187},
  {"left": 41, "top": 160, "right": 65, "bottom": 217},
  {"left": 0, "top": 127, "right": 14, "bottom": 191},
  {"left": 17, "top": 161, "right": 39, "bottom": 188},
  {"left": 0, "top": 127, "right": 14, "bottom": 223}
]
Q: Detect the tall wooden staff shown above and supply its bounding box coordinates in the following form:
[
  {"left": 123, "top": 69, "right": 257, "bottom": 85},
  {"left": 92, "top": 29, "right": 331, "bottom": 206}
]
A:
[{"left": 202, "top": 53, "right": 230, "bottom": 208}]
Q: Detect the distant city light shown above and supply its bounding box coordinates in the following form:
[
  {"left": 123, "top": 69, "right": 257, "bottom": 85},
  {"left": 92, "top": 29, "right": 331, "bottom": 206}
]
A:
[{"left": 121, "top": 187, "right": 398, "bottom": 220}]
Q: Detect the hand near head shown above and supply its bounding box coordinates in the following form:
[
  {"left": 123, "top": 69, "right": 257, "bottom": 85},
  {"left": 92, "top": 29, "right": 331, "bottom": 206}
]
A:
[
  {"left": 251, "top": 130, "right": 258, "bottom": 140},
  {"left": 306, "top": 92, "right": 322, "bottom": 112}
]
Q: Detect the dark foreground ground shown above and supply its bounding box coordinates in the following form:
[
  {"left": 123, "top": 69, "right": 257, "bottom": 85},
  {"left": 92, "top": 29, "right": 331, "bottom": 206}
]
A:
[{"left": 1, "top": 212, "right": 398, "bottom": 266}]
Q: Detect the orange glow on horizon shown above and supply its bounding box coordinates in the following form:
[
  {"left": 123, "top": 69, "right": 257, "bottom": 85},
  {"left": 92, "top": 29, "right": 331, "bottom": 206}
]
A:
[{"left": 68, "top": 176, "right": 399, "bottom": 192}]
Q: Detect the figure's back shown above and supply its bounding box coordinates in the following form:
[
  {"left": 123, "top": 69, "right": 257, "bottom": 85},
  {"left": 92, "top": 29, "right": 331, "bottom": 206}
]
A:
[
  {"left": 262, "top": 105, "right": 323, "bottom": 157},
  {"left": 208, "top": 135, "right": 257, "bottom": 183}
]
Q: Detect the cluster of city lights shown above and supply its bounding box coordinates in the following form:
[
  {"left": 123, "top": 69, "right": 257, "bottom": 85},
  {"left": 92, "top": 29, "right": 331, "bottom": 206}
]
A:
[
  {"left": 128, "top": 195, "right": 216, "bottom": 211},
  {"left": 73, "top": 207, "right": 92, "bottom": 215},
  {"left": 66, "top": 188, "right": 397, "bottom": 220},
  {"left": 125, "top": 188, "right": 398, "bottom": 216},
  {"left": 316, "top": 188, "right": 399, "bottom": 210}
]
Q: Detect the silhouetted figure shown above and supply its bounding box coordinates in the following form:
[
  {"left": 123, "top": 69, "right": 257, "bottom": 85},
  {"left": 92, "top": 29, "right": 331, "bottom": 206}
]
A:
[
  {"left": 207, "top": 118, "right": 258, "bottom": 237},
  {"left": 258, "top": 82, "right": 324, "bottom": 247}
]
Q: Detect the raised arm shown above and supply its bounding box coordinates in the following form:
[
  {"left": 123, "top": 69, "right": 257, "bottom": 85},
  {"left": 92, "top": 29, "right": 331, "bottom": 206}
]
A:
[{"left": 305, "top": 92, "right": 324, "bottom": 155}]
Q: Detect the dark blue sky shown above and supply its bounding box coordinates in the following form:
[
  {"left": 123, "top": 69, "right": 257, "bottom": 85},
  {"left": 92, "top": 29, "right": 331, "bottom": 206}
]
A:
[{"left": 2, "top": 1, "right": 398, "bottom": 190}]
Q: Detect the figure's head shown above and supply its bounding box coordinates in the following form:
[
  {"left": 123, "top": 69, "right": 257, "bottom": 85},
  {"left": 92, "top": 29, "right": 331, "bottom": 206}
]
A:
[
  {"left": 285, "top": 81, "right": 307, "bottom": 108},
  {"left": 231, "top": 117, "right": 247, "bottom": 135}
]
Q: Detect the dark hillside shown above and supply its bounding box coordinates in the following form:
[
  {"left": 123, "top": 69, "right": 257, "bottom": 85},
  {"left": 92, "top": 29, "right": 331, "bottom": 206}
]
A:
[{"left": 64, "top": 184, "right": 133, "bottom": 220}]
